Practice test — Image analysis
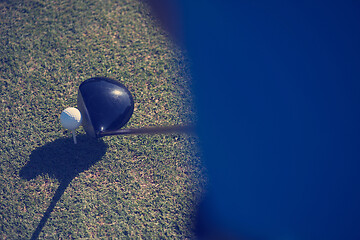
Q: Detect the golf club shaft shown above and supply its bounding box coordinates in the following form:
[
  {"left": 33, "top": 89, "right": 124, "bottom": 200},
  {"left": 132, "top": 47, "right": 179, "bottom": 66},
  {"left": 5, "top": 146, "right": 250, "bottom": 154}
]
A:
[{"left": 98, "top": 125, "right": 195, "bottom": 137}]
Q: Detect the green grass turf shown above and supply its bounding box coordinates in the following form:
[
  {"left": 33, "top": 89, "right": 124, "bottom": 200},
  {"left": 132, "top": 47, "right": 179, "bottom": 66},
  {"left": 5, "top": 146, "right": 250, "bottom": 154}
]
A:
[{"left": 0, "top": 0, "right": 206, "bottom": 238}]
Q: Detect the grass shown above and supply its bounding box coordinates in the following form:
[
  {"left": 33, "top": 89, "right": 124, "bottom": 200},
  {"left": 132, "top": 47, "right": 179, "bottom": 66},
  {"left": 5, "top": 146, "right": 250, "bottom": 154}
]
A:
[{"left": 0, "top": 0, "right": 206, "bottom": 239}]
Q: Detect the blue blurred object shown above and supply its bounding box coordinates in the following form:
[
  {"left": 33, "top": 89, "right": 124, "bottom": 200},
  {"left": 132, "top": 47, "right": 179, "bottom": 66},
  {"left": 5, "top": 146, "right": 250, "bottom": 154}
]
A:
[{"left": 149, "top": 1, "right": 360, "bottom": 239}]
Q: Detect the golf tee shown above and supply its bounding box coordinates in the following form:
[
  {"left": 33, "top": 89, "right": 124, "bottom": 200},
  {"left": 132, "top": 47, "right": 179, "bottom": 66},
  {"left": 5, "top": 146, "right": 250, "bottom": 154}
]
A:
[{"left": 72, "top": 130, "right": 77, "bottom": 144}]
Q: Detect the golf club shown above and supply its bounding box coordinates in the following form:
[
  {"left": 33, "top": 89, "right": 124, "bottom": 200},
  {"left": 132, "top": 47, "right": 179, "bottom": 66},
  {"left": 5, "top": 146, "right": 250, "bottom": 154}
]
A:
[{"left": 77, "top": 77, "right": 194, "bottom": 138}]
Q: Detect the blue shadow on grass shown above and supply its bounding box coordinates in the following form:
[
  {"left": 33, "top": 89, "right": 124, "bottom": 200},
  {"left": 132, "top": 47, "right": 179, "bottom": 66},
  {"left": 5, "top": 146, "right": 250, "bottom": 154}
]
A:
[{"left": 20, "top": 135, "right": 107, "bottom": 240}]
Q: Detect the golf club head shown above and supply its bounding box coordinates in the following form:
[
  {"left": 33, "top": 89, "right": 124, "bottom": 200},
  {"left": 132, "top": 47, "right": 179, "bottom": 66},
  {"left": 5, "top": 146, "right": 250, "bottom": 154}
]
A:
[{"left": 77, "top": 77, "right": 134, "bottom": 138}]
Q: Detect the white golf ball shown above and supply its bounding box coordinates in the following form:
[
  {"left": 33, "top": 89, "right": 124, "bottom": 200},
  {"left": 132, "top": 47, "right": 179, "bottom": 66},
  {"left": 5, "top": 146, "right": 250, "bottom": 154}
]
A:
[{"left": 60, "top": 107, "right": 82, "bottom": 130}]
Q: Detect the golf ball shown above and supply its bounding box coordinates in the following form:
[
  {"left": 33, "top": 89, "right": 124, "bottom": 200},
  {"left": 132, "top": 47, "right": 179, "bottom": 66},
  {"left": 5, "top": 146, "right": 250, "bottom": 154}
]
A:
[{"left": 60, "top": 107, "right": 82, "bottom": 130}]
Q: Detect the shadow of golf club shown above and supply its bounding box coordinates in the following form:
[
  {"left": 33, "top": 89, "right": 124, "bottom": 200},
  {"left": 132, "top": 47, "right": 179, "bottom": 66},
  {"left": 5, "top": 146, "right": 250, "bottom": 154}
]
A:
[{"left": 20, "top": 135, "right": 108, "bottom": 240}]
